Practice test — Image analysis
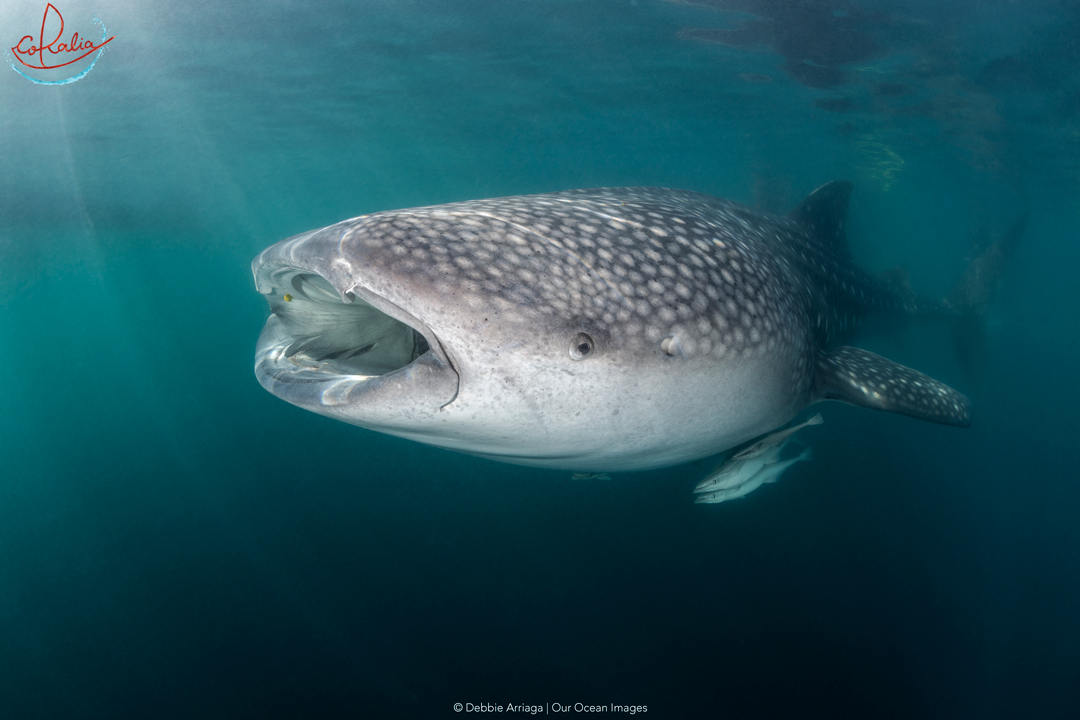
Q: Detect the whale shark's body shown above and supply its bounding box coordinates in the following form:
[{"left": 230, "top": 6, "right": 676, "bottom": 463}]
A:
[{"left": 252, "top": 182, "right": 977, "bottom": 471}]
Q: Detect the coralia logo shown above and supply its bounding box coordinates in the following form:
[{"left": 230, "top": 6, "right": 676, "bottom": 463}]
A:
[{"left": 8, "top": 3, "right": 114, "bottom": 85}]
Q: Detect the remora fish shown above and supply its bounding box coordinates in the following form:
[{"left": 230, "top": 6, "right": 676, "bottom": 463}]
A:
[
  {"left": 732, "top": 413, "right": 822, "bottom": 460},
  {"left": 695, "top": 448, "right": 813, "bottom": 505},
  {"left": 694, "top": 412, "right": 818, "bottom": 497},
  {"left": 252, "top": 182, "right": 991, "bottom": 472},
  {"left": 694, "top": 444, "right": 784, "bottom": 494}
]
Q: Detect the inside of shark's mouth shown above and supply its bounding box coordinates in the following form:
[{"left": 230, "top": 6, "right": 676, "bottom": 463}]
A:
[{"left": 271, "top": 273, "right": 430, "bottom": 378}]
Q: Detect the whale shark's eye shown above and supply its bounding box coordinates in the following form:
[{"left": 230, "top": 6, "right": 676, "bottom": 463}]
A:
[{"left": 569, "top": 333, "right": 594, "bottom": 360}]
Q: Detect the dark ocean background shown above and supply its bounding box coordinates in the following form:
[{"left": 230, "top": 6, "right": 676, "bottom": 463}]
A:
[{"left": 2, "top": 0, "right": 1078, "bottom": 717}]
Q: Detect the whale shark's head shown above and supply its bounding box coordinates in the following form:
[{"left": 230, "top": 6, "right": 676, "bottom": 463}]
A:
[{"left": 253, "top": 192, "right": 803, "bottom": 471}]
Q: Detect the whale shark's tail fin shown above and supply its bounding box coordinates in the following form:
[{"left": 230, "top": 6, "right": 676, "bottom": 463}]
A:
[{"left": 947, "top": 213, "right": 1029, "bottom": 388}]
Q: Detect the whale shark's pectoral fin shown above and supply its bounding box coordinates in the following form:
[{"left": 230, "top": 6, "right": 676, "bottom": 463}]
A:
[{"left": 813, "top": 346, "right": 972, "bottom": 427}]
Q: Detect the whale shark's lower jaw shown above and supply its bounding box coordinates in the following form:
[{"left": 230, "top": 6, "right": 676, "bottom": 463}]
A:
[{"left": 253, "top": 264, "right": 459, "bottom": 432}]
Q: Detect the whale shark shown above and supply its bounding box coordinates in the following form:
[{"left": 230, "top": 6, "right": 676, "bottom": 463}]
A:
[{"left": 252, "top": 182, "right": 996, "bottom": 472}]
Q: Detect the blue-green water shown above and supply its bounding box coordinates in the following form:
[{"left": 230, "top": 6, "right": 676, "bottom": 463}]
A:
[{"left": 2, "top": 0, "right": 1079, "bottom": 717}]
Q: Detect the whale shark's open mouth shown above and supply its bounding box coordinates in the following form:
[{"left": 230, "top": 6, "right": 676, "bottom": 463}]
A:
[
  {"left": 265, "top": 272, "right": 430, "bottom": 380},
  {"left": 253, "top": 263, "right": 459, "bottom": 421}
]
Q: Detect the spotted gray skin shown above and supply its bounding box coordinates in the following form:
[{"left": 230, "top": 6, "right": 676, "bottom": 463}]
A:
[{"left": 252, "top": 182, "right": 971, "bottom": 472}]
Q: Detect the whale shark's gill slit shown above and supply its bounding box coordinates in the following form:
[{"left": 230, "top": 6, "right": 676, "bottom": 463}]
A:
[{"left": 273, "top": 273, "right": 430, "bottom": 379}]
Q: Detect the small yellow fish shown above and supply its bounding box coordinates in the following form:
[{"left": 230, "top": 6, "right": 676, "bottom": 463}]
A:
[{"left": 283, "top": 293, "right": 293, "bottom": 302}]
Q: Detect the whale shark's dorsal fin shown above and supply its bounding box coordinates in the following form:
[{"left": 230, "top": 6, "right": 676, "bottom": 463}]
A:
[
  {"left": 814, "top": 346, "right": 972, "bottom": 427},
  {"left": 789, "top": 180, "right": 854, "bottom": 258}
]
